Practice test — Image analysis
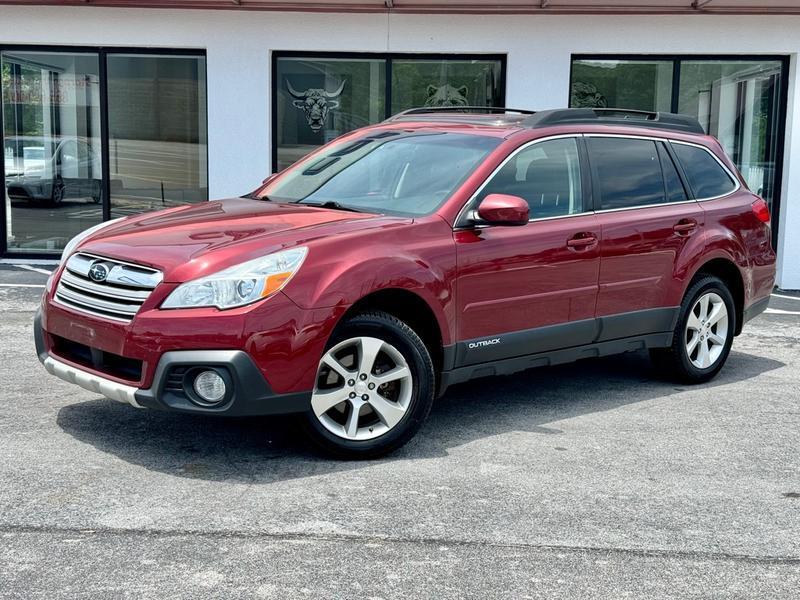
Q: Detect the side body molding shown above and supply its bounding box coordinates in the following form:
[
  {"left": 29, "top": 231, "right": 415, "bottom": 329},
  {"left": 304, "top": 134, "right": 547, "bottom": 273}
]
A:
[{"left": 441, "top": 306, "right": 679, "bottom": 394}]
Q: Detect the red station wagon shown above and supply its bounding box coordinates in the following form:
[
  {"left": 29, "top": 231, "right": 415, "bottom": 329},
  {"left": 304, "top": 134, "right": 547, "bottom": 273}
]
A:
[{"left": 35, "top": 107, "right": 776, "bottom": 458}]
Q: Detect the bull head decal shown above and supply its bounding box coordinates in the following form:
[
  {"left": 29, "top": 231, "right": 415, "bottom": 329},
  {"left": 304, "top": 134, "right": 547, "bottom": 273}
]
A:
[{"left": 286, "top": 79, "right": 346, "bottom": 132}]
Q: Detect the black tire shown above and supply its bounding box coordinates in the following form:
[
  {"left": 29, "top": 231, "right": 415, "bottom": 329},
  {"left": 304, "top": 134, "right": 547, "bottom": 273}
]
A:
[
  {"left": 301, "top": 311, "right": 436, "bottom": 459},
  {"left": 650, "top": 275, "right": 736, "bottom": 384},
  {"left": 51, "top": 178, "right": 65, "bottom": 205}
]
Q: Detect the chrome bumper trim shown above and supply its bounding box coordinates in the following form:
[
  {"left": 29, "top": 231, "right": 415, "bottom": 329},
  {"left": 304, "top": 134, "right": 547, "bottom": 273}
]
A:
[{"left": 42, "top": 355, "right": 143, "bottom": 408}]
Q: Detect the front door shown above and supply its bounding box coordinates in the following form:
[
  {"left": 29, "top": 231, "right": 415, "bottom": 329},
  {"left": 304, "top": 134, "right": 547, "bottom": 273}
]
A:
[{"left": 453, "top": 136, "right": 601, "bottom": 367}]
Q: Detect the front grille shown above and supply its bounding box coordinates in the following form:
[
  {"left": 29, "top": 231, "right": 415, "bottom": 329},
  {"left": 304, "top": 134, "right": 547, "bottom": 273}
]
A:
[
  {"left": 55, "top": 252, "right": 162, "bottom": 322},
  {"left": 50, "top": 334, "right": 143, "bottom": 382}
]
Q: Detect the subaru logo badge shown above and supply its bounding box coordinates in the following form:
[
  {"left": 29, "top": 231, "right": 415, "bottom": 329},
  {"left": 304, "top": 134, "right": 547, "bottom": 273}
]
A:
[{"left": 88, "top": 262, "right": 109, "bottom": 283}]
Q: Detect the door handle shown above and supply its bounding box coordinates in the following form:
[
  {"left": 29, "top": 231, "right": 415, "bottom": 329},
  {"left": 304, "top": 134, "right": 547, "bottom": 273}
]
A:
[
  {"left": 673, "top": 219, "right": 698, "bottom": 236},
  {"left": 567, "top": 233, "right": 598, "bottom": 250}
]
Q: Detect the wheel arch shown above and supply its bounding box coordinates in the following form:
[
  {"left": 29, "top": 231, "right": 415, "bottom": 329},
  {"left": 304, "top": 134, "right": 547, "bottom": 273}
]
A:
[
  {"left": 690, "top": 257, "right": 746, "bottom": 335},
  {"left": 336, "top": 288, "right": 446, "bottom": 375}
]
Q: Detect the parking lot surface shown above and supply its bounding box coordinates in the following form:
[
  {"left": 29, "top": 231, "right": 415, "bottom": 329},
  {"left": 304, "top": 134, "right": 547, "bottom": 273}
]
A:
[{"left": 1, "top": 263, "right": 799, "bottom": 598}]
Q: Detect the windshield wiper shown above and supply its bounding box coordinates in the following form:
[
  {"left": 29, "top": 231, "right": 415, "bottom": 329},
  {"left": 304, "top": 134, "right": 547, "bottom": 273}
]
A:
[{"left": 302, "top": 201, "right": 364, "bottom": 213}]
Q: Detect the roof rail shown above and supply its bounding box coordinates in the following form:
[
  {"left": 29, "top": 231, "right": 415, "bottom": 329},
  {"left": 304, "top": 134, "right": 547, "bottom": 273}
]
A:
[
  {"left": 523, "top": 108, "right": 705, "bottom": 134},
  {"left": 385, "top": 106, "right": 535, "bottom": 121}
]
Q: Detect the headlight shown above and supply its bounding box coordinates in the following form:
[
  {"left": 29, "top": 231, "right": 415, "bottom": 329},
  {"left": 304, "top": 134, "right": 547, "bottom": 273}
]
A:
[
  {"left": 161, "top": 247, "right": 308, "bottom": 310},
  {"left": 61, "top": 217, "right": 124, "bottom": 263}
]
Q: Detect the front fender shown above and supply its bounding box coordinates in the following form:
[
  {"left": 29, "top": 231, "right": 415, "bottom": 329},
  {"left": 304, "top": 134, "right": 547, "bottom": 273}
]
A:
[{"left": 281, "top": 218, "right": 456, "bottom": 345}]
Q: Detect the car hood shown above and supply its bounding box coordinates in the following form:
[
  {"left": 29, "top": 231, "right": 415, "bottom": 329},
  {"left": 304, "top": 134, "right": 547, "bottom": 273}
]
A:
[{"left": 76, "top": 198, "right": 408, "bottom": 282}]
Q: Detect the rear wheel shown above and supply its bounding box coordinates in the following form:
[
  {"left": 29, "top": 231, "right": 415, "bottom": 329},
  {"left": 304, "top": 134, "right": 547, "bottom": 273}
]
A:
[
  {"left": 650, "top": 275, "right": 736, "bottom": 383},
  {"left": 302, "top": 311, "right": 435, "bottom": 459}
]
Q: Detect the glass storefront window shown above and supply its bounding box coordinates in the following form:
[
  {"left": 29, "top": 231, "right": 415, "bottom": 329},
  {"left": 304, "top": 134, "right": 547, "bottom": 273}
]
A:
[
  {"left": 570, "top": 56, "right": 787, "bottom": 229},
  {"left": 570, "top": 59, "right": 673, "bottom": 112},
  {"left": 275, "top": 57, "right": 386, "bottom": 172},
  {"left": 390, "top": 59, "right": 503, "bottom": 113},
  {"left": 107, "top": 54, "right": 208, "bottom": 218},
  {"left": 2, "top": 51, "right": 102, "bottom": 254},
  {"left": 678, "top": 60, "right": 783, "bottom": 207},
  {"left": 0, "top": 49, "right": 207, "bottom": 255},
  {"left": 274, "top": 54, "right": 505, "bottom": 172}
]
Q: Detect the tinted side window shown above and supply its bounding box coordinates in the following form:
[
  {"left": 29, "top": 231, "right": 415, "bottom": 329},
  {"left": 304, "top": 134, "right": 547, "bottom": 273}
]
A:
[
  {"left": 658, "top": 142, "right": 688, "bottom": 203},
  {"left": 588, "top": 137, "right": 665, "bottom": 210},
  {"left": 478, "top": 137, "right": 583, "bottom": 219},
  {"left": 671, "top": 143, "right": 737, "bottom": 199}
]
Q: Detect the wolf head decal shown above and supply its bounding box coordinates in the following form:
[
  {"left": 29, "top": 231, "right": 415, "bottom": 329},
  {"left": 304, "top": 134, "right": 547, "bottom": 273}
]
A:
[{"left": 424, "top": 84, "right": 469, "bottom": 108}]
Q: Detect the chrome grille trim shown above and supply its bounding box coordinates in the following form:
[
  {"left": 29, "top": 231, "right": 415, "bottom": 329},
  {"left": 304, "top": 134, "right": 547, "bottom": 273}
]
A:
[
  {"left": 59, "top": 270, "right": 151, "bottom": 302},
  {"left": 66, "top": 252, "right": 163, "bottom": 289},
  {"left": 55, "top": 253, "right": 162, "bottom": 322}
]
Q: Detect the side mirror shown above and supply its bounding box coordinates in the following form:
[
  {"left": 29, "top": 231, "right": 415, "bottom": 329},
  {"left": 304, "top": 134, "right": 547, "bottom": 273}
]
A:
[{"left": 476, "top": 194, "right": 529, "bottom": 226}]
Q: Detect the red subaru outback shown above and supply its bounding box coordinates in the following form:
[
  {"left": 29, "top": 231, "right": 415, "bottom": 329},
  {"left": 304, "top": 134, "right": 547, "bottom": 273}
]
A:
[{"left": 35, "top": 108, "right": 775, "bottom": 458}]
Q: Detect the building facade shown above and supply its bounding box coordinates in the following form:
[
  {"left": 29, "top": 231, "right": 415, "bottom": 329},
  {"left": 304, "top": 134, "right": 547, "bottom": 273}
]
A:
[{"left": 1, "top": 3, "right": 799, "bottom": 290}]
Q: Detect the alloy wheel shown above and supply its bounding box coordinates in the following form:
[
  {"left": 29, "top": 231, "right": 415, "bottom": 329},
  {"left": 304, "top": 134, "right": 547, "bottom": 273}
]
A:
[
  {"left": 685, "top": 291, "right": 729, "bottom": 369},
  {"left": 311, "top": 336, "right": 413, "bottom": 441}
]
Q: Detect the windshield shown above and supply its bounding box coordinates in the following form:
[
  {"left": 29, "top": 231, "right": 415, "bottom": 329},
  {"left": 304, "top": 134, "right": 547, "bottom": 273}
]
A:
[{"left": 260, "top": 131, "right": 500, "bottom": 216}]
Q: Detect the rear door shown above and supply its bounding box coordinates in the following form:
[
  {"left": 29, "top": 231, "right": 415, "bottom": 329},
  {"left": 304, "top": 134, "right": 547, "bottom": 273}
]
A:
[
  {"left": 587, "top": 135, "right": 705, "bottom": 337},
  {"left": 452, "top": 136, "right": 601, "bottom": 367}
]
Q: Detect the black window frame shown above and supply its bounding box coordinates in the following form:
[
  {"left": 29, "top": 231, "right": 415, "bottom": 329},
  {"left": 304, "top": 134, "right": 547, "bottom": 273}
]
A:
[
  {"left": 270, "top": 50, "right": 507, "bottom": 175},
  {"left": 657, "top": 140, "right": 690, "bottom": 204},
  {"left": 0, "top": 44, "right": 209, "bottom": 259},
  {"left": 569, "top": 53, "right": 789, "bottom": 247}
]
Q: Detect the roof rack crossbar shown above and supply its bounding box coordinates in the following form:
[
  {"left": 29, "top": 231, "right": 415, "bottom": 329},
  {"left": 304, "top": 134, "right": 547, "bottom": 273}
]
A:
[
  {"left": 522, "top": 108, "right": 705, "bottom": 134},
  {"left": 386, "top": 106, "right": 535, "bottom": 121}
]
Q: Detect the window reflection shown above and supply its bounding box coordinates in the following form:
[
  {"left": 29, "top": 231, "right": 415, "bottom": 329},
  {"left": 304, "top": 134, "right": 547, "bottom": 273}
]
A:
[
  {"left": 678, "top": 60, "right": 783, "bottom": 208},
  {"left": 274, "top": 55, "right": 504, "bottom": 172},
  {"left": 107, "top": 54, "right": 208, "bottom": 219},
  {"left": 1, "top": 50, "right": 208, "bottom": 254},
  {"left": 570, "top": 57, "right": 785, "bottom": 214},
  {"left": 570, "top": 59, "right": 673, "bottom": 112},
  {"left": 2, "top": 51, "right": 102, "bottom": 253},
  {"left": 390, "top": 59, "right": 503, "bottom": 113},
  {"left": 276, "top": 57, "right": 386, "bottom": 172}
]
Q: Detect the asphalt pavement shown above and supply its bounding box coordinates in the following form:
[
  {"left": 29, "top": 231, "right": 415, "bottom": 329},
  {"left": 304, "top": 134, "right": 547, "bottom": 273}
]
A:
[{"left": 1, "top": 263, "right": 799, "bottom": 598}]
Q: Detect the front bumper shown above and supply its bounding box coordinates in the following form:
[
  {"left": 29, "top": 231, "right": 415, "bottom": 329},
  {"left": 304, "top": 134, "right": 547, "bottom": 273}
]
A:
[
  {"left": 41, "top": 352, "right": 143, "bottom": 407},
  {"left": 35, "top": 310, "right": 312, "bottom": 416}
]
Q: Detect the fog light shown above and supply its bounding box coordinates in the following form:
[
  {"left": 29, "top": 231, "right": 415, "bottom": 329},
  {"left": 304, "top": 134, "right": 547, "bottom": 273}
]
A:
[{"left": 193, "top": 370, "right": 227, "bottom": 404}]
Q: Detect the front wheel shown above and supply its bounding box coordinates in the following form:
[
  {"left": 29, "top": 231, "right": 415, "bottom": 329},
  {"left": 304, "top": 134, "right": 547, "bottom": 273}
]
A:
[
  {"left": 650, "top": 275, "right": 736, "bottom": 383},
  {"left": 302, "top": 311, "right": 435, "bottom": 459}
]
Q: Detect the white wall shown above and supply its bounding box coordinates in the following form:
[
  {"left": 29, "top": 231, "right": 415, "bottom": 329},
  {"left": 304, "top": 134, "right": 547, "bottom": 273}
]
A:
[{"left": 1, "top": 6, "right": 799, "bottom": 288}]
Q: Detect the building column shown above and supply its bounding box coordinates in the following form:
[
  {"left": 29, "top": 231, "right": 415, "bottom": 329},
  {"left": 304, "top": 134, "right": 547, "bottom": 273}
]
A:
[
  {"left": 777, "top": 54, "right": 800, "bottom": 290},
  {"left": 205, "top": 44, "right": 271, "bottom": 199}
]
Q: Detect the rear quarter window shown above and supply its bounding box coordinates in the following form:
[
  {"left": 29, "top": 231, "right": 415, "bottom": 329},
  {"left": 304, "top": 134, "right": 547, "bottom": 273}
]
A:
[{"left": 671, "top": 143, "right": 737, "bottom": 199}]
